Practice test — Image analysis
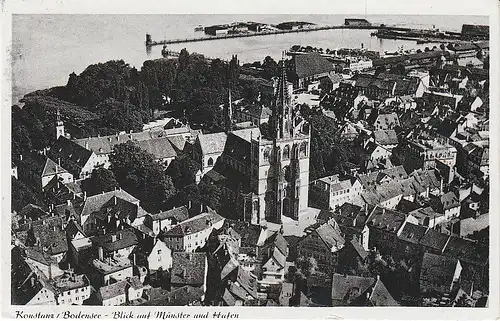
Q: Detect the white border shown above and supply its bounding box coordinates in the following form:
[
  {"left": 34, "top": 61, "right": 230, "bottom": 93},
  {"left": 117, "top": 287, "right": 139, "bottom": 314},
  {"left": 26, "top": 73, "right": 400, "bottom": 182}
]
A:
[{"left": 1, "top": 0, "right": 499, "bottom": 319}]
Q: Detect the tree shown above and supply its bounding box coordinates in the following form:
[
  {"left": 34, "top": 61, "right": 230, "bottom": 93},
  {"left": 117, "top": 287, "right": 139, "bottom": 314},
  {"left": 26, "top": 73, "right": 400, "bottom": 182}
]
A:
[
  {"left": 165, "top": 157, "right": 200, "bottom": 190},
  {"left": 11, "top": 178, "right": 45, "bottom": 212},
  {"left": 198, "top": 181, "right": 222, "bottom": 212},
  {"left": 319, "top": 77, "right": 333, "bottom": 93},
  {"left": 81, "top": 168, "right": 119, "bottom": 196},
  {"left": 295, "top": 256, "right": 318, "bottom": 278},
  {"left": 178, "top": 48, "right": 190, "bottom": 71},
  {"left": 97, "top": 98, "right": 144, "bottom": 133},
  {"left": 262, "top": 56, "right": 279, "bottom": 80},
  {"left": 109, "top": 141, "right": 176, "bottom": 212}
]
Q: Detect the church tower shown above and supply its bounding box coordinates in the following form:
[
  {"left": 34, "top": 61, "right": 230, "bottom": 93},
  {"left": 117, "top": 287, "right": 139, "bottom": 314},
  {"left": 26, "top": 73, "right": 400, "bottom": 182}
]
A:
[
  {"left": 250, "top": 52, "right": 311, "bottom": 227},
  {"left": 224, "top": 55, "right": 238, "bottom": 133},
  {"left": 55, "top": 108, "right": 65, "bottom": 140},
  {"left": 224, "top": 84, "right": 233, "bottom": 133}
]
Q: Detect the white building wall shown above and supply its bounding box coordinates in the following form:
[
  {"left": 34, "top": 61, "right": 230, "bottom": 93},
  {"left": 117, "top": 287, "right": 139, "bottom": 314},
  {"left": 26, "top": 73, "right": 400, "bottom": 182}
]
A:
[
  {"left": 27, "top": 288, "right": 56, "bottom": 305},
  {"left": 57, "top": 286, "right": 91, "bottom": 305}
]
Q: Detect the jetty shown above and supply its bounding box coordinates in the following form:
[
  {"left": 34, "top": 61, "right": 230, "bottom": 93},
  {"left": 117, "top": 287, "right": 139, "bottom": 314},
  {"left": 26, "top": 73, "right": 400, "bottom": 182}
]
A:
[
  {"left": 146, "top": 22, "right": 482, "bottom": 49},
  {"left": 146, "top": 24, "right": 386, "bottom": 47}
]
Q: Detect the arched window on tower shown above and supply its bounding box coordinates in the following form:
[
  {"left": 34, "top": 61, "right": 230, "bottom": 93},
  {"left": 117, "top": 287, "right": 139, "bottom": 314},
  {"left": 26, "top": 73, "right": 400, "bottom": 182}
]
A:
[
  {"left": 263, "top": 147, "right": 271, "bottom": 163},
  {"left": 283, "top": 145, "right": 290, "bottom": 160},
  {"left": 207, "top": 157, "right": 214, "bottom": 166},
  {"left": 302, "top": 122, "right": 310, "bottom": 134},
  {"left": 283, "top": 166, "right": 291, "bottom": 181},
  {"left": 299, "top": 142, "right": 308, "bottom": 157},
  {"left": 283, "top": 198, "right": 290, "bottom": 216}
]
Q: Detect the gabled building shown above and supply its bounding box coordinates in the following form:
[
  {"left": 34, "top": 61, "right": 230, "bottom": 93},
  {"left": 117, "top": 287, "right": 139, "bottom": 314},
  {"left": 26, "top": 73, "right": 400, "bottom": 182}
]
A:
[
  {"left": 148, "top": 240, "right": 172, "bottom": 273},
  {"left": 233, "top": 101, "right": 272, "bottom": 126},
  {"left": 11, "top": 247, "right": 49, "bottom": 305},
  {"left": 17, "top": 153, "right": 74, "bottom": 190},
  {"left": 372, "top": 130, "right": 398, "bottom": 151},
  {"left": 163, "top": 211, "right": 225, "bottom": 252},
  {"left": 143, "top": 206, "right": 189, "bottom": 236},
  {"left": 430, "top": 191, "right": 460, "bottom": 220},
  {"left": 48, "top": 136, "right": 101, "bottom": 180},
  {"left": 192, "top": 132, "right": 228, "bottom": 178},
  {"left": 91, "top": 228, "right": 138, "bottom": 261},
  {"left": 331, "top": 203, "right": 371, "bottom": 250},
  {"left": 420, "top": 252, "right": 462, "bottom": 295},
  {"left": 365, "top": 206, "right": 418, "bottom": 254},
  {"left": 371, "top": 113, "right": 400, "bottom": 131},
  {"left": 297, "top": 222, "right": 345, "bottom": 273},
  {"left": 142, "top": 285, "right": 204, "bottom": 306},
  {"left": 50, "top": 272, "right": 92, "bottom": 305},
  {"left": 171, "top": 252, "right": 207, "bottom": 290},
  {"left": 90, "top": 255, "right": 133, "bottom": 288},
  {"left": 73, "top": 189, "right": 147, "bottom": 236},
  {"left": 258, "top": 232, "right": 289, "bottom": 286},
  {"left": 331, "top": 274, "right": 398, "bottom": 306},
  {"left": 289, "top": 52, "right": 336, "bottom": 89},
  {"left": 311, "top": 175, "right": 363, "bottom": 210},
  {"left": 97, "top": 276, "right": 145, "bottom": 306}
]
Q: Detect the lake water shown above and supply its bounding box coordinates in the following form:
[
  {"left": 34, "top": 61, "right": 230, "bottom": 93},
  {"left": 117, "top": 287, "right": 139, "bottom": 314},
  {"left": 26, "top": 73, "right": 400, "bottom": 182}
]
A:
[{"left": 11, "top": 14, "right": 488, "bottom": 104}]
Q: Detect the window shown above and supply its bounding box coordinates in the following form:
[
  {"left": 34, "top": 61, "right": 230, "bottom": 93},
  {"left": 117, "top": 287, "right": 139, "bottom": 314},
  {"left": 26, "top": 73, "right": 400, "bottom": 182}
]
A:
[
  {"left": 158, "top": 249, "right": 162, "bottom": 255},
  {"left": 207, "top": 157, "right": 214, "bottom": 166},
  {"left": 282, "top": 145, "right": 290, "bottom": 160},
  {"left": 299, "top": 142, "right": 308, "bottom": 157}
]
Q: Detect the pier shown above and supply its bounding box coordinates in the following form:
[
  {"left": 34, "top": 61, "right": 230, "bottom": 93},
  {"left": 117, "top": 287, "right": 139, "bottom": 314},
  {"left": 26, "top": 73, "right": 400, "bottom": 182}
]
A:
[
  {"left": 146, "top": 24, "right": 472, "bottom": 49},
  {"left": 146, "top": 24, "right": 387, "bottom": 47}
]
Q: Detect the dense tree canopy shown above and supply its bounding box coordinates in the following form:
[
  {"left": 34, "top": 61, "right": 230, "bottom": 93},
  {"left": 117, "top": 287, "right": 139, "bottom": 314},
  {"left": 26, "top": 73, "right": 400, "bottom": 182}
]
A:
[
  {"left": 11, "top": 178, "right": 46, "bottom": 212},
  {"left": 165, "top": 157, "right": 200, "bottom": 190},
  {"left": 81, "top": 168, "right": 119, "bottom": 196},
  {"left": 97, "top": 98, "right": 145, "bottom": 134},
  {"left": 109, "top": 141, "right": 176, "bottom": 213}
]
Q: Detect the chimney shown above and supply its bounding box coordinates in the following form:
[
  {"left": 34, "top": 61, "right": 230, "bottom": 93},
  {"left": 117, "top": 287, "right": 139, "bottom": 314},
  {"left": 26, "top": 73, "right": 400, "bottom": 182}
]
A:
[
  {"left": 53, "top": 225, "right": 57, "bottom": 232},
  {"left": 85, "top": 140, "right": 89, "bottom": 150},
  {"left": 133, "top": 253, "right": 137, "bottom": 266},
  {"left": 114, "top": 196, "right": 117, "bottom": 205},
  {"left": 83, "top": 191, "right": 87, "bottom": 201},
  {"left": 20, "top": 154, "right": 23, "bottom": 161},
  {"left": 440, "top": 178, "right": 444, "bottom": 194},
  {"left": 111, "top": 235, "right": 117, "bottom": 242},
  {"left": 118, "top": 233, "right": 123, "bottom": 240},
  {"left": 30, "top": 276, "right": 35, "bottom": 287},
  {"left": 98, "top": 247, "right": 104, "bottom": 260}
]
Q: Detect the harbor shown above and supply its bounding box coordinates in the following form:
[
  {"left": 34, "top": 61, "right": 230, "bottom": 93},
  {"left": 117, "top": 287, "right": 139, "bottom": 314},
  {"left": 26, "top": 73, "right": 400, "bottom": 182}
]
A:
[
  {"left": 146, "top": 24, "right": 380, "bottom": 47},
  {"left": 146, "top": 19, "right": 488, "bottom": 48}
]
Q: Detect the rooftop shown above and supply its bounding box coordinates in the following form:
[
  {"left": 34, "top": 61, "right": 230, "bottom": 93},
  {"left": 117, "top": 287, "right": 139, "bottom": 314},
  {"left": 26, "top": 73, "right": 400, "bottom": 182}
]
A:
[
  {"left": 171, "top": 252, "right": 206, "bottom": 286},
  {"left": 91, "top": 229, "right": 138, "bottom": 252},
  {"left": 293, "top": 52, "right": 335, "bottom": 79},
  {"left": 92, "top": 256, "right": 132, "bottom": 274},
  {"left": 51, "top": 272, "right": 89, "bottom": 292},
  {"left": 165, "top": 211, "right": 224, "bottom": 237},
  {"left": 98, "top": 276, "right": 143, "bottom": 301}
]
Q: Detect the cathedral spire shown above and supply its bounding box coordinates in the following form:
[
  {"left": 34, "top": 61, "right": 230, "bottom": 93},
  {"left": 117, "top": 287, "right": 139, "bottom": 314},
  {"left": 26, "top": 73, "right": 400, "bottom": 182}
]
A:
[
  {"left": 272, "top": 51, "right": 293, "bottom": 139},
  {"left": 224, "top": 57, "right": 236, "bottom": 133},
  {"left": 224, "top": 83, "right": 233, "bottom": 133}
]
